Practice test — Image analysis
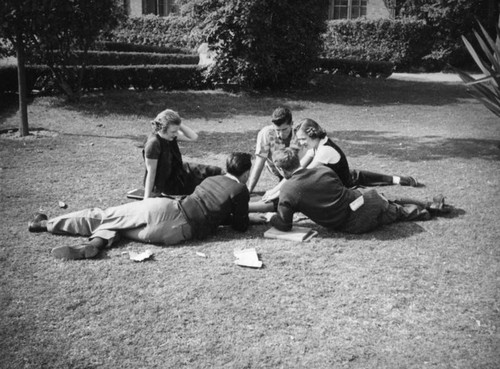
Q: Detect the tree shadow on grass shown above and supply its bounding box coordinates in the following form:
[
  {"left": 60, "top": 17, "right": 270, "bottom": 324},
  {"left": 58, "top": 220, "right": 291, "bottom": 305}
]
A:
[
  {"left": 188, "top": 130, "right": 500, "bottom": 162},
  {"left": 9, "top": 126, "right": 498, "bottom": 162},
  {"left": 31, "top": 74, "right": 472, "bottom": 121},
  {"left": 50, "top": 90, "right": 306, "bottom": 121},
  {"left": 290, "top": 73, "right": 471, "bottom": 107},
  {"left": 0, "top": 93, "right": 36, "bottom": 125},
  {"left": 331, "top": 131, "right": 500, "bottom": 162}
]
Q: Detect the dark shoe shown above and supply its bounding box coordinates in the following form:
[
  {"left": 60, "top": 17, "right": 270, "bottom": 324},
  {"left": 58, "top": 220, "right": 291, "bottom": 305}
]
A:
[
  {"left": 417, "top": 209, "right": 432, "bottom": 220},
  {"left": 28, "top": 213, "right": 48, "bottom": 232},
  {"left": 399, "top": 176, "right": 422, "bottom": 187},
  {"left": 51, "top": 244, "right": 100, "bottom": 260},
  {"left": 429, "top": 194, "right": 445, "bottom": 210},
  {"left": 428, "top": 195, "right": 453, "bottom": 215}
]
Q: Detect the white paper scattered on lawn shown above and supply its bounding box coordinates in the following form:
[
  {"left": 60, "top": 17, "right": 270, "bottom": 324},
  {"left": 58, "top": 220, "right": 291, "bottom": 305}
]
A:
[
  {"left": 234, "top": 248, "right": 262, "bottom": 268},
  {"left": 129, "top": 250, "right": 154, "bottom": 262}
]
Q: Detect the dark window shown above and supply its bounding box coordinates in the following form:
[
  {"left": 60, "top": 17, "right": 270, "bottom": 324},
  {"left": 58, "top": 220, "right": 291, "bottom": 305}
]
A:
[
  {"left": 143, "top": 0, "right": 172, "bottom": 16},
  {"left": 329, "top": 0, "right": 367, "bottom": 20}
]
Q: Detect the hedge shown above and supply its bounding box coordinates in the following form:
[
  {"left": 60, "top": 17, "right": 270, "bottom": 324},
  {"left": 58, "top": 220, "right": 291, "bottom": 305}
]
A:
[
  {"left": 101, "top": 15, "right": 439, "bottom": 74},
  {"left": 0, "top": 65, "right": 43, "bottom": 93},
  {"left": 316, "top": 58, "right": 394, "bottom": 78},
  {"left": 102, "top": 14, "right": 199, "bottom": 51},
  {"left": 79, "top": 65, "right": 203, "bottom": 90},
  {"left": 93, "top": 41, "right": 191, "bottom": 55},
  {"left": 78, "top": 51, "right": 199, "bottom": 66},
  {"left": 0, "top": 64, "right": 204, "bottom": 94},
  {"left": 323, "top": 18, "right": 434, "bottom": 71}
]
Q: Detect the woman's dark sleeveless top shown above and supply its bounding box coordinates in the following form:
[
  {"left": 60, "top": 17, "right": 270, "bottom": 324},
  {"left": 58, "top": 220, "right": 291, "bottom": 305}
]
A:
[
  {"left": 322, "top": 138, "right": 353, "bottom": 188},
  {"left": 143, "top": 134, "right": 184, "bottom": 194}
]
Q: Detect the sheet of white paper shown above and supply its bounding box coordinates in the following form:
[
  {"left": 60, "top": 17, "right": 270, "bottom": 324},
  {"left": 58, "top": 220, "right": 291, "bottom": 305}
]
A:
[
  {"left": 129, "top": 250, "right": 154, "bottom": 262},
  {"left": 234, "top": 248, "right": 262, "bottom": 268}
]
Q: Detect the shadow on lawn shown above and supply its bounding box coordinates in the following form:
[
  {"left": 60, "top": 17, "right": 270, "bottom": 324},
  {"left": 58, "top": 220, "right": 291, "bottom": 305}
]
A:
[
  {"left": 150, "top": 130, "right": 500, "bottom": 161},
  {"left": 188, "top": 130, "right": 500, "bottom": 161},
  {"left": 332, "top": 130, "right": 500, "bottom": 161},
  {"left": 4, "top": 74, "right": 469, "bottom": 122},
  {"left": 292, "top": 73, "right": 470, "bottom": 107},
  {"left": 4, "top": 125, "right": 498, "bottom": 162}
]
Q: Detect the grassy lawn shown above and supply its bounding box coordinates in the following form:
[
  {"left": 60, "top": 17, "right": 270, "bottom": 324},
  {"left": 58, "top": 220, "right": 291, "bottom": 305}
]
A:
[{"left": 1, "top": 74, "right": 499, "bottom": 369}]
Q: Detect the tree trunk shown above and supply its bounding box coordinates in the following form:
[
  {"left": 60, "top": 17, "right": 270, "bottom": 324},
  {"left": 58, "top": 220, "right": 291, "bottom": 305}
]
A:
[{"left": 15, "top": 33, "right": 29, "bottom": 137}]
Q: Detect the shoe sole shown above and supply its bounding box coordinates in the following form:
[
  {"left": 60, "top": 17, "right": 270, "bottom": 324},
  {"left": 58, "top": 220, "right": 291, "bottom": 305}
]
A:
[
  {"left": 51, "top": 245, "right": 100, "bottom": 260},
  {"left": 28, "top": 213, "right": 48, "bottom": 232}
]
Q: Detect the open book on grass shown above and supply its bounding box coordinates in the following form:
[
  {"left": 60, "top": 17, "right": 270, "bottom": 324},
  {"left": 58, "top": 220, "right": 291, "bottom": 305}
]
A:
[
  {"left": 126, "top": 189, "right": 185, "bottom": 201},
  {"left": 264, "top": 226, "right": 318, "bottom": 242},
  {"left": 126, "top": 188, "right": 145, "bottom": 200}
]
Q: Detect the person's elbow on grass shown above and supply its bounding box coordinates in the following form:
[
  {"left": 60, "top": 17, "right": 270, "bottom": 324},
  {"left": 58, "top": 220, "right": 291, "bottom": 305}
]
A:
[{"left": 269, "top": 214, "right": 293, "bottom": 232}]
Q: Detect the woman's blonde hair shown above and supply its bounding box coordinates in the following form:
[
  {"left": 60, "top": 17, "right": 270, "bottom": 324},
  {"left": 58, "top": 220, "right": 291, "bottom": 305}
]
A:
[{"left": 151, "top": 109, "right": 181, "bottom": 133}]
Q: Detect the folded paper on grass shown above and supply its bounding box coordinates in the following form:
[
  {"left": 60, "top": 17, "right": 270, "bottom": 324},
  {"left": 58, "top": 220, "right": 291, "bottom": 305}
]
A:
[
  {"left": 129, "top": 250, "right": 154, "bottom": 262},
  {"left": 234, "top": 248, "right": 262, "bottom": 268}
]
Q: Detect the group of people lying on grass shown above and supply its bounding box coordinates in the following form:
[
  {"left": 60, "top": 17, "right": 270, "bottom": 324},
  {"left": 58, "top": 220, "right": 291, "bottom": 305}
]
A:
[{"left": 28, "top": 107, "right": 452, "bottom": 260}]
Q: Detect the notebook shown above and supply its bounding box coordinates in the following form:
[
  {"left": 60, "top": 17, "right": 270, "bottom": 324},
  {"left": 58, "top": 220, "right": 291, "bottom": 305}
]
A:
[
  {"left": 126, "top": 188, "right": 145, "bottom": 200},
  {"left": 264, "top": 226, "right": 318, "bottom": 242},
  {"left": 126, "top": 188, "right": 185, "bottom": 201}
]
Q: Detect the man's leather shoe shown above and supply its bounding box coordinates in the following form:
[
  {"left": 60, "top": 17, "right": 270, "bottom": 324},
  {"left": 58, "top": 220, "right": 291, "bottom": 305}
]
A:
[
  {"left": 400, "top": 176, "right": 423, "bottom": 187},
  {"left": 28, "top": 213, "right": 48, "bottom": 232},
  {"left": 429, "top": 194, "right": 445, "bottom": 211},
  {"left": 428, "top": 195, "right": 453, "bottom": 214},
  {"left": 51, "top": 244, "right": 100, "bottom": 260}
]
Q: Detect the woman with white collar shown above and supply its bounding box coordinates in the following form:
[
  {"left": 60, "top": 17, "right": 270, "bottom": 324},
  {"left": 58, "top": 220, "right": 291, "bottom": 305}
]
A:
[{"left": 296, "top": 118, "right": 420, "bottom": 189}]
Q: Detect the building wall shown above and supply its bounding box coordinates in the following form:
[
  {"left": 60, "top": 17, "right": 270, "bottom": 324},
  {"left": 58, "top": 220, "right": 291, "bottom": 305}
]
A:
[
  {"left": 127, "top": 0, "right": 392, "bottom": 19},
  {"left": 129, "top": 0, "right": 142, "bottom": 17},
  {"left": 367, "top": 0, "right": 391, "bottom": 19}
]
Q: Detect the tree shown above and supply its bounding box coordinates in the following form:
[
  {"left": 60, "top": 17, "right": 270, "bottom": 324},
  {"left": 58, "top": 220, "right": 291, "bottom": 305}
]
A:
[
  {"left": 395, "top": 0, "right": 499, "bottom": 68},
  {"left": 27, "top": 0, "right": 123, "bottom": 100},
  {"left": 192, "top": 0, "right": 329, "bottom": 90},
  {"left": 0, "top": 0, "right": 122, "bottom": 136},
  {"left": 0, "top": 0, "right": 34, "bottom": 136}
]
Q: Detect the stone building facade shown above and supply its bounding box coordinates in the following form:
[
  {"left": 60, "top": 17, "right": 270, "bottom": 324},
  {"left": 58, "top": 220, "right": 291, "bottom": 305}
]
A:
[{"left": 124, "top": 0, "right": 393, "bottom": 19}]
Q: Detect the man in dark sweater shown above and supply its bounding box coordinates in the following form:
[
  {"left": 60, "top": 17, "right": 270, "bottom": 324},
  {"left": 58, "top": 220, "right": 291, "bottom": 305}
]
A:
[
  {"left": 269, "top": 148, "right": 451, "bottom": 234},
  {"left": 28, "top": 153, "right": 255, "bottom": 260}
]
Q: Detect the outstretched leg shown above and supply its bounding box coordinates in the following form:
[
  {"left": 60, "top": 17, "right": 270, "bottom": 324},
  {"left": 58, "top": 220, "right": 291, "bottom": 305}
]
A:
[
  {"left": 351, "top": 169, "right": 422, "bottom": 187},
  {"left": 28, "top": 211, "right": 112, "bottom": 260},
  {"left": 51, "top": 237, "right": 107, "bottom": 260},
  {"left": 389, "top": 194, "right": 451, "bottom": 214}
]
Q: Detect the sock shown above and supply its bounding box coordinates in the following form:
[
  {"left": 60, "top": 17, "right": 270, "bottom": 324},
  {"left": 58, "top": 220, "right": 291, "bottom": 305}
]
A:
[{"left": 393, "top": 176, "right": 401, "bottom": 184}]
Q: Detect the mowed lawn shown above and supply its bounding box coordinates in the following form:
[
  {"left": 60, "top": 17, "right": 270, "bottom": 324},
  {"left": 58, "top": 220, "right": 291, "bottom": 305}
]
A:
[{"left": 0, "top": 73, "right": 499, "bottom": 369}]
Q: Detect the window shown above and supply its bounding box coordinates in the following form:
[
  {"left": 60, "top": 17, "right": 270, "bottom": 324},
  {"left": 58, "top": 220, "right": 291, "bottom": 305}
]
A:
[
  {"left": 328, "top": 0, "right": 367, "bottom": 20},
  {"left": 142, "top": 0, "right": 173, "bottom": 16}
]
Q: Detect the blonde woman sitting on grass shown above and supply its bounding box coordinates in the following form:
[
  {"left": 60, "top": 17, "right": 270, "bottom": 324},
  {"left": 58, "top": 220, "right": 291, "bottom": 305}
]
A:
[{"left": 143, "top": 109, "right": 223, "bottom": 199}]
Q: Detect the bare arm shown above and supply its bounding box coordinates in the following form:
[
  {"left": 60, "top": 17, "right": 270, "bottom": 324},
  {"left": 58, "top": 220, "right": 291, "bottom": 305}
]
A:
[
  {"left": 261, "top": 178, "right": 285, "bottom": 202},
  {"left": 300, "top": 152, "right": 314, "bottom": 168},
  {"left": 144, "top": 158, "right": 158, "bottom": 199},
  {"left": 247, "top": 155, "right": 266, "bottom": 193},
  {"left": 176, "top": 123, "right": 198, "bottom": 142}
]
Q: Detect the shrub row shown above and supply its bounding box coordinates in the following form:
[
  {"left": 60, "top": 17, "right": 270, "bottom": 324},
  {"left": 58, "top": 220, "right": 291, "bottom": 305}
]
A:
[
  {"left": 0, "top": 65, "right": 42, "bottom": 93},
  {"left": 79, "top": 50, "right": 199, "bottom": 66},
  {"left": 316, "top": 58, "right": 394, "bottom": 78},
  {"left": 102, "top": 15, "right": 442, "bottom": 73},
  {"left": 0, "top": 64, "right": 204, "bottom": 93},
  {"left": 323, "top": 18, "right": 434, "bottom": 71},
  {"left": 102, "top": 14, "right": 199, "bottom": 51},
  {"left": 0, "top": 57, "right": 394, "bottom": 95},
  {"left": 93, "top": 41, "right": 190, "bottom": 55}
]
